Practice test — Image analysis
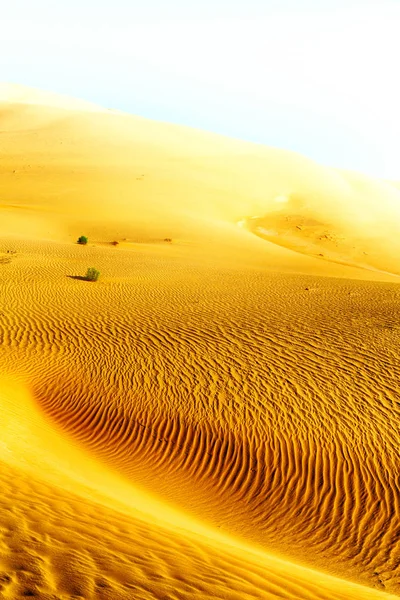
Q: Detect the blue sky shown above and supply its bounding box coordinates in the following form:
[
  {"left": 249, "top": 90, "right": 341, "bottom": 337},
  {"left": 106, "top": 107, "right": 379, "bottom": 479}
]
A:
[{"left": 1, "top": 0, "right": 399, "bottom": 178}]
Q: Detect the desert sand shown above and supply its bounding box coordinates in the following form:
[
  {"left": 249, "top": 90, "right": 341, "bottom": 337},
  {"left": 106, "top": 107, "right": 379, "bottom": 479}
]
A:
[{"left": 0, "top": 82, "right": 400, "bottom": 599}]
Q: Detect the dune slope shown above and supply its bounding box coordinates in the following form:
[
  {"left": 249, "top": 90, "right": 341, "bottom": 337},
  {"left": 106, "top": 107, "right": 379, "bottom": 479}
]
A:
[{"left": 1, "top": 85, "right": 400, "bottom": 599}]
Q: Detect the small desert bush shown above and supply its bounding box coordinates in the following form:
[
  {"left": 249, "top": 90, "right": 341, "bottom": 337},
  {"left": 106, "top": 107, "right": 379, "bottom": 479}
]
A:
[
  {"left": 163, "top": 238, "right": 172, "bottom": 243},
  {"left": 77, "top": 235, "right": 88, "bottom": 245},
  {"left": 85, "top": 267, "right": 100, "bottom": 282}
]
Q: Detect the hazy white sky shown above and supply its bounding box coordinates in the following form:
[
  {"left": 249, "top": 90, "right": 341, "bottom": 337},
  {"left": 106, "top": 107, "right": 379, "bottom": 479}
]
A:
[{"left": 1, "top": 0, "right": 399, "bottom": 177}]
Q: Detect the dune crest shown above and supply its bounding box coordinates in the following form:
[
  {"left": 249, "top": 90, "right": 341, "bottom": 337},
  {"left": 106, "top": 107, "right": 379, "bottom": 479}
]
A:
[
  {"left": 1, "top": 85, "right": 400, "bottom": 598},
  {"left": 0, "top": 82, "right": 106, "bottom": 112}
]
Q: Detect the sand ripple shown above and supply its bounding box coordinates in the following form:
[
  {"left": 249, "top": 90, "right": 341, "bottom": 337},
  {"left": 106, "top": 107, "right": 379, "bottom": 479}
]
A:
[{"left": 1, "top": 240, "right": 399, "bottom": 595}]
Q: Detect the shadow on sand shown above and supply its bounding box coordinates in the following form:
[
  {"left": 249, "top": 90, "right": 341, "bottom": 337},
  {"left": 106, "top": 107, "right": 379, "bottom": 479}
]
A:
[{"left": 67, "top": 275, "right": 90, "bottom": 281}]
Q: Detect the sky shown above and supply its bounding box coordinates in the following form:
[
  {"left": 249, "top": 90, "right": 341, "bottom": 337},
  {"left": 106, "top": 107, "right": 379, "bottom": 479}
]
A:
[{"left": 1, "top": 0, "right": 399, "bottom": 178}]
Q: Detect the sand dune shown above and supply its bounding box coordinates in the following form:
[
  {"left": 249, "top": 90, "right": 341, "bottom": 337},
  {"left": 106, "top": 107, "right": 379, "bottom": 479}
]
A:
[{"left": 1, "top": 85, "right": 400, "bottom": 599}]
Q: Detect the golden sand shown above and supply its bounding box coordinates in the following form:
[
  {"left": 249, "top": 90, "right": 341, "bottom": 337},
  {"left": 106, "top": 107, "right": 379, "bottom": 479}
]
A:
[{"left": 1, "top": 84, "right": 400, "bottom": 599}]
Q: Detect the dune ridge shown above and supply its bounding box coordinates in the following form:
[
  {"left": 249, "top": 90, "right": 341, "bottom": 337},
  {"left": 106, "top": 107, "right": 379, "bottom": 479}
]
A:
[{"left": 1, "top": 85, "right": 400, "bottom": 598}]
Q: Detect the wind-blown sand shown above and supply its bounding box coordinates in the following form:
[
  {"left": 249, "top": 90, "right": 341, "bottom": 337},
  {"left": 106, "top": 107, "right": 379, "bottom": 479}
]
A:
[{"left": 1, "top": 83, "right": 400, "bottom": 599}]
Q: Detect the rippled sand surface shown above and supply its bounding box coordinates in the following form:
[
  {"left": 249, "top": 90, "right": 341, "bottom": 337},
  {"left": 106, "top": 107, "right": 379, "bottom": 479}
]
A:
[{"left": 1, "top": 84, "right": 400, "bottom": 599}]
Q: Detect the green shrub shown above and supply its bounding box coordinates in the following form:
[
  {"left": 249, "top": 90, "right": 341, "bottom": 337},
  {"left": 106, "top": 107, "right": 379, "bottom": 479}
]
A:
[
  {"left": 77, "top": 235, "right": 88, "bottom": 245},
  {"left": 85, "top": 267, "right": 100, "bottom": 282}
]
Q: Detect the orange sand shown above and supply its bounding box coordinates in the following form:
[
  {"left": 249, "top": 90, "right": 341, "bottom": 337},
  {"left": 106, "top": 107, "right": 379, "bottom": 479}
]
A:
[{"left": 1, "top": 83, "right": 400, "bottom": 599}]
